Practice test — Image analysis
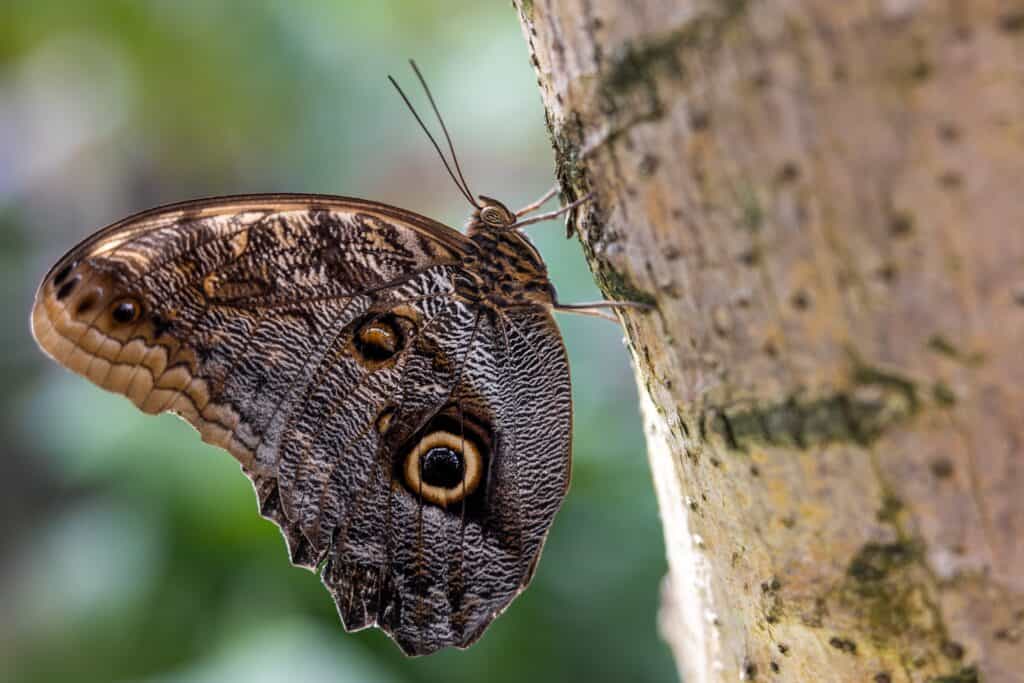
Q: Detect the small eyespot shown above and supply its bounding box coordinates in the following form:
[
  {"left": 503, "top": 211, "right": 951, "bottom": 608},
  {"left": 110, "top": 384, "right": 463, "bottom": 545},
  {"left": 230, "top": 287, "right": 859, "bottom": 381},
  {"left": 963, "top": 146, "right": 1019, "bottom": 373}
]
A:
[
  {"left": 375, "top": 407, "right": 396, "bottom": 435},
  {"left": 53, "top": 261, "right": 76, "bottom": 286},
  {"left": 111, "top": 298, "right": 142, "bottom": 324},
  {"left": 352, "top": 312, "right": 410, "bottom": 365},
  {"left": 76, "top": 292, "right": 99, "bottom": 315},
  {"left": 403, "top": 430, "right": 482, "bottom": 507},
  {"left": 55, "top": 276, "right": 80, "bottom": 300}
]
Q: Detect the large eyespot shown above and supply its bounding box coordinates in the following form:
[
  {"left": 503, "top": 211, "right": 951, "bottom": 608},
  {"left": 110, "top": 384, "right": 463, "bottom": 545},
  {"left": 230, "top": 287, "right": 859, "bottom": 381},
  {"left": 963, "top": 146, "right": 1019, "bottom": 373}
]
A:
[
  {"left": 110, "top": 297, "right": 142, "bottom": 324},
  {"left": 403, "top": 430, "right": 483, "bottom": 507}
]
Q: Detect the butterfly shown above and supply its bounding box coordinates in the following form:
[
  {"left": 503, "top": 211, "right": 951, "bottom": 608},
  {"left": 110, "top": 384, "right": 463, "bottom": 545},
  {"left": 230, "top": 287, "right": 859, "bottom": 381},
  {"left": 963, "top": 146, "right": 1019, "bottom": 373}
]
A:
[{"left": 30, "top": 61, "right": 641, "bottom": 655}]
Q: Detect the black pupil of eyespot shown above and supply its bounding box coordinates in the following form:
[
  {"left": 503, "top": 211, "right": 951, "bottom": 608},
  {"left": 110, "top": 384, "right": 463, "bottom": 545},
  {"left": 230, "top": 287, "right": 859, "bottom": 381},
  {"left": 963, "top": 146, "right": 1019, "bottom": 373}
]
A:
[
  {"left": 112, "top": 301, "right": 136, "bottom": 323},
  {"left": 421, "top": 447, "right": 464, "bottom": 489}
]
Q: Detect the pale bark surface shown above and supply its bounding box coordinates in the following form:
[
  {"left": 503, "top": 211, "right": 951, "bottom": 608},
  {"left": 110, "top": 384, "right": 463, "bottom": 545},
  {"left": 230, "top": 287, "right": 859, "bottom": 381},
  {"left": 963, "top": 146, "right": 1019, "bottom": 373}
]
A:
[{"left": 517, "top": 1, "right": 1024, "bottom": 681}]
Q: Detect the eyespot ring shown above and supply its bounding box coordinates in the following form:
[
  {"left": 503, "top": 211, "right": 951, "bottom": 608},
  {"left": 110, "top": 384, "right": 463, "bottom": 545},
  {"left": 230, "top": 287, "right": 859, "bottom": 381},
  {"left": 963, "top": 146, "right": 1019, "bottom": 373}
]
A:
[{"left": 403, "top": 430, "right": 483, "bottom": 507}]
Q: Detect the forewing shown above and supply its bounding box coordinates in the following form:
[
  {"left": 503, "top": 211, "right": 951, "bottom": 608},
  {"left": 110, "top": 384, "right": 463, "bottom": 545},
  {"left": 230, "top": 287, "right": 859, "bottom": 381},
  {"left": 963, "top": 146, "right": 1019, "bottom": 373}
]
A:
[
  {"left": 30, "top": 194, "right": 467, "bottom": 569},
  {"left": 31, "top": 194, "right": 468, "bottom": 468}
]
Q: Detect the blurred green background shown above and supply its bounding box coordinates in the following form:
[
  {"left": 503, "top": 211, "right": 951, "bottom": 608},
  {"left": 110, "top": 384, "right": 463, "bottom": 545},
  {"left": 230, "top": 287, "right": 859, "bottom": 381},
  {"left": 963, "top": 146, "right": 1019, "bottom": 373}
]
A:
[{"left": 1, "top": 2, "right": 671, "bottom": 682}]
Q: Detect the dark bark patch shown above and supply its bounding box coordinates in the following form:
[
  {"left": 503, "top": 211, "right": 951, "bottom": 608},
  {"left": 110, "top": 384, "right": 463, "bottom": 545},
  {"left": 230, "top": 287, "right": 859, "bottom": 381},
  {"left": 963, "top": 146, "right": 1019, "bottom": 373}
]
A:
[
  {"left": 689, "top": 109, "right": 711, "bottom": 130},
  {"left": 775, "top": 161, "right": 800, "bottom": 184},
  {"left": 738, "top": 247, "right": 761, "bottom": 266},
  {"left": 602, "top": 29, "right": 687, "bottom": 96},
  {"left": 698, "top": 363, "right": 921, "bottom": 452},
  {"left": 930, "top": 457, "right": 954, "bottom": 479},
  {"left": 877, "top": 263, "right": 898, "bottom": 283},
  {"left": 595, "top": 265, "right": 657, "bottom": 306},
  {"left": 828, "top": 636, "right": 858, "bottom": 654},
  {"left": 710, "top": 408, "right": 753, "bottom": 450},
  {"left": 888, "top": 211, "right": 914, "bottom": 237},
  {"left": 598, "top": 0, "right": 749, "bottom": 116},
  {"left": 930, "top": 667, "right": 979, "bottom": 683},
  {"left": 751, "top": 68, "right": 772, "bottom": 89},
  {"left": 739, "top": 186, "right": 764, "bottom": 232},
  {"left": 876, "top": 494, "right": 904, "bottom": 524},
  {"left": 932, "top": 382, "right": 956, "bottom": 406},
  {"left": 926, "top": 334, "right": 986, "bottom": 365},
  {"left": 938, "top": 170, "right": 963, "bottom": 189},
  {"left": 910, "top": 60, "right": 932, "bottom": 81},
  {"left": 937, "top": 122, "right": 960, "bottom": 142},
  {"left": 638, "top": 153, "right": 661, "bottom": 176},
  {"left": 941, "top": 640, "right": 965, "bottom": 660},
  {"left": 836, "top": 540, "right": 950, "bottom": 648},
  {"left": 1012, "top": 285, "right": 1024, "bottom": 306},
  {"left": 998, "top": 11, "right": 1024, "bottom": 32},
  {"left": 791, "top": 290, "right": 811, "bottom": 310}
]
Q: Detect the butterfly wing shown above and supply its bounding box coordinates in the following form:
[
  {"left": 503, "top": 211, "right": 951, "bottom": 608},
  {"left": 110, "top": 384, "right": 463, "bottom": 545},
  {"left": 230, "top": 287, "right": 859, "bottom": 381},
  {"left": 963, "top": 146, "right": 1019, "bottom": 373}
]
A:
[
  {"left": 317, "top": 303, "right": 572, "bottom": 654},
  {"left": 30, "top": 194, "right": 572, "bottom": 655}
]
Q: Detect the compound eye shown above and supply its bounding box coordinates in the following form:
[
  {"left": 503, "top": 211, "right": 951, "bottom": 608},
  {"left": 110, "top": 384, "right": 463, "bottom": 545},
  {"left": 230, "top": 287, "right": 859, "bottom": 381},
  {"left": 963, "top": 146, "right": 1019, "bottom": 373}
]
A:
[{"left": 477, "top": 197, "right": 516, "bottom": 228}]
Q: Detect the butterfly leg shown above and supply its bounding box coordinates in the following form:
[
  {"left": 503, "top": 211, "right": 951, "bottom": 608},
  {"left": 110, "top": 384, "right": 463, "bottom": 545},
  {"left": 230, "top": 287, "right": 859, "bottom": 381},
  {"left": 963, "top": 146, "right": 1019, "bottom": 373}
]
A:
[
  {"left": 515, "top": 183, "right": 654, "bottom": 319},
  {"left": 552, "top": 299, "right": 654, "bottom": 322},
  {"left": 514, "top": 184, "right": 560, "bottom": 217},
  {"left": 513, "top": 193, "right": 594, "bottom": 229}
]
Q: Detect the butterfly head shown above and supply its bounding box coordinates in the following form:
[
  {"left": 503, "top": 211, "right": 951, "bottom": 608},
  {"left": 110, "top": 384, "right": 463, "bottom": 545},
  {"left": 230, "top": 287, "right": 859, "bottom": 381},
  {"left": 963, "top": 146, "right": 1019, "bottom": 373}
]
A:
[{"left": 467, "top": 195, "right": 516, "bottom": 234}]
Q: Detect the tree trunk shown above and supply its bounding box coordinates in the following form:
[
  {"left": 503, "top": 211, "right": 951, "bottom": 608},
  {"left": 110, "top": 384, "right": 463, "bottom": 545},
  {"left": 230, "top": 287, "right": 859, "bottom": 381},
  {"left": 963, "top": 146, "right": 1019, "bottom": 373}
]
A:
[{"left": 517, "top": 1, "right": 1024, "bottom": 681}]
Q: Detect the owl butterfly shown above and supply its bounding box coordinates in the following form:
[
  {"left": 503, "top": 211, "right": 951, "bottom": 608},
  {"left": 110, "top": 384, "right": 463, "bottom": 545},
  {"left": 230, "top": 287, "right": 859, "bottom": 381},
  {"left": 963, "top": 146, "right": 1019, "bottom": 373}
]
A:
[{"left": 30, "top": 62, "right": 639, "bottom": 655}]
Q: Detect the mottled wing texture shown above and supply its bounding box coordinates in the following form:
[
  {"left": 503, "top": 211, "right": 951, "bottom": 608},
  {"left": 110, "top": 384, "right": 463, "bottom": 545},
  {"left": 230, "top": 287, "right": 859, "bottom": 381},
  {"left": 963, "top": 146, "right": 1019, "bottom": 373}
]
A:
[{"left": 30, "top": 194, "right": 572, "bottom": 655}]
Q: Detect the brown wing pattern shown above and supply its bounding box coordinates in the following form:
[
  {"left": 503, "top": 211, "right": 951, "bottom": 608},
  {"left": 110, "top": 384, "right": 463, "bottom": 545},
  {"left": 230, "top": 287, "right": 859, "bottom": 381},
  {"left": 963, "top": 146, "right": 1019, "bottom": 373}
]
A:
[
  {"left": 315, "top": 304, "right": 572, "bottom": 653},
  {"left": 30, "top": 194, "right": 572, "bottom": 655}
]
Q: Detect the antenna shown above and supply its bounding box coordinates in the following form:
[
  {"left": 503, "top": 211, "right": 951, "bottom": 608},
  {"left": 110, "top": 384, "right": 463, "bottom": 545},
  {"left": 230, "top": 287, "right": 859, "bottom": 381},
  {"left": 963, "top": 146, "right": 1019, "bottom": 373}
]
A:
[
  {"left": 388, "top": 61, "right": 479, "bottom": 208},
  {"left": 407, "top": 60, "right": 476, "bottom": 203}
]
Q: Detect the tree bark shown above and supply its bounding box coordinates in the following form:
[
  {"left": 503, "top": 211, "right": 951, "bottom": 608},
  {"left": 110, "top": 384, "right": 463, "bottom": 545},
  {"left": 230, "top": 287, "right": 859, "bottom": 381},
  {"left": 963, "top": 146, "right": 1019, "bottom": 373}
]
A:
[{"left": 517, "top": 1, "right": 1024, "bottom": 681}]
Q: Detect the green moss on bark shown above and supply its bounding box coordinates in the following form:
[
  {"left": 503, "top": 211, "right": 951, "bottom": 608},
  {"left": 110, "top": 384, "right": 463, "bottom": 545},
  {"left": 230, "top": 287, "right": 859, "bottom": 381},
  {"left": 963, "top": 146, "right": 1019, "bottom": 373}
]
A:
[{"left": 704, "top": 364, "right": 922, "bottom": 453}]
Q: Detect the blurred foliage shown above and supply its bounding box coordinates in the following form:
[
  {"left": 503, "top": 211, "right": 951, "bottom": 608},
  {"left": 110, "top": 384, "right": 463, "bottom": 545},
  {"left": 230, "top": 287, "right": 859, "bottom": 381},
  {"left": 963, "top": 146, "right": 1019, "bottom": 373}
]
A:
[{"left": 1, "top": 2, "right": 671, "bottom": 682}]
